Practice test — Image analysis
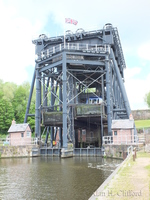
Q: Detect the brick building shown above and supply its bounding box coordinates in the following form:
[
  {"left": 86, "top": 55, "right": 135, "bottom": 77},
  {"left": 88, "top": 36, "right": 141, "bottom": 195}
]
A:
[
  {"left": 8, "top": 120, "right": 32, "bottom": 146},
  {"left": 111, "top": 118, "right": 135, "bottom": 144}
]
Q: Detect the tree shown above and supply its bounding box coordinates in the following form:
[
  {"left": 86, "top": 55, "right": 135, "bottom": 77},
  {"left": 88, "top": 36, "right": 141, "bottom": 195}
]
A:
[
  {"left": 0, "top": 90, "right": 14, "bottom": 133},
  {"left": 145, "top": 92, "right": 150, "bottom": 108},
  {"left": 27, "top": 86, "right": 36, "bottom": 133},
  {"left": 0, "top": 80, "right": 36, "bottom": 134},
  {"left": 12, "top": 81, "right": 36, "bottom": 132},
  {"left": 0, "top": 81, "right": 16, "bottom": 133},
  {"left": 12, "top": 82, "right": 31, "bottom": 123}
]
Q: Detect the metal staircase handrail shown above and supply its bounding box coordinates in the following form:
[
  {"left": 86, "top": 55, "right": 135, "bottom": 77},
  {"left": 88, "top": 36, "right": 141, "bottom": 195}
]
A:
[{"left": 112, "top": 27, "right": 126, "bottom": 68}]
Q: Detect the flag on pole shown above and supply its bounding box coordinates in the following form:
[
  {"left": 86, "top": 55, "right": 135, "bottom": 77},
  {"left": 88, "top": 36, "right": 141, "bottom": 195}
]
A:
[{"left": 65, "top": 18, "right": 78, "bottom": 25}]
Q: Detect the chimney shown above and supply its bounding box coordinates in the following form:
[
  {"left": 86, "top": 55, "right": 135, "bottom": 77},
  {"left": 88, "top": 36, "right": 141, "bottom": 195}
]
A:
[
  {"left": 129, "top": 113, "right": 133, "bottom": 120},
  {"left": 12, "top": 119, "right": 16, "bottom": 125}
]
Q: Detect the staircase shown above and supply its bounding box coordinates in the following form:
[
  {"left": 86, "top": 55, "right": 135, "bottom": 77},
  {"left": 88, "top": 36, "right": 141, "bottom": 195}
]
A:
[
  {"left": 138, "top": 133, "right": 145, "bottom": 143},
  {"left": 138, "top": 133, "right": 145, "bottom": 149}
]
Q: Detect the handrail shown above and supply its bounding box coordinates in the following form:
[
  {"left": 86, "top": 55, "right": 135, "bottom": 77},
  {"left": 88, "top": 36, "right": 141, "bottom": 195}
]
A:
[
  {"left": 112, "top": 27, "right": 126, "bottom": 68},
  {"left": 36, "top": 43, "right": 110, "bottom": 62},
  {"left": 103, "top": 135, "right": 138, "bottom": 145},
  {"left": 127, "top": 145, "right": 133, "bottom": 156},
  {"left": 0, "top": 138, "right": 37, "bottom": 146}
]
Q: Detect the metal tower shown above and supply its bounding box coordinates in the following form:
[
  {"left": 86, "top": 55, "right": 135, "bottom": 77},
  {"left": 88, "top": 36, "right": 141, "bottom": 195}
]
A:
[{"left": 24, "top": 23, "right": 131, "bottom": 149}]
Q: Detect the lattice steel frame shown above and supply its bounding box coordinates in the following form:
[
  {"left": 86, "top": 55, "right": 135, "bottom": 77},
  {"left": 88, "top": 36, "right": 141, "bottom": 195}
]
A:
[{"left": 24, "top": 24, "right": 132, "bottom": 148}]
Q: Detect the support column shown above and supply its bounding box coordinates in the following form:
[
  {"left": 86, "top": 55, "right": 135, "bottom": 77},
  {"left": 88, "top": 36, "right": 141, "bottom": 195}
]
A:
[
  {"left": 43, "top": 74, "right": 46, "bottom": 107},
  {"left": 110, "top": 63, "right": 113, "bottom": 119},
  {"left": 105, "top": 54, "right": 112, "bottom": 136},
  {"left": 45, "top": 77, "right": 50, "bottom": 107},
  {"left": 24, "top": 69, "right": 36, "bottom": 123},
  {"left": 61, "top": 52, "right": 73, "bottom": 158},
  {"left": 113, "top": 74, "right": 117, "bottom": 119},
  {"left": 62, "top": 52, "right": 68, "bottom": 148},
  {"left": 101, "top": 75, "right": 104, "bottom": 145},
  {"left": 45, "top": 127, "right": 50, "bottom": 145},
  {"left": 35, "top": 64, "right": 41, "bottom": 139},
  {"left": 44, "top": 77, "right": 50, "bottom": 145},
  {"left": 50, "top": 77, "right": 54, "bottom": 147},
  {"left": 59, "top": 82, "right": 62, "bottom": 148},
  {"left": 110, "top": 48, "right": 131, "bottom": 117}
]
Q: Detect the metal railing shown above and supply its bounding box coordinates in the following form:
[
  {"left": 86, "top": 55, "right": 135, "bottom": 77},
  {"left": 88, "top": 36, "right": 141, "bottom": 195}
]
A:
[
  {"left": 36, "top": 42, "right": 110, "bottom": 62},
  {"left": 0, "top": 138, "right": 37, "bottom": 146},
  {"left": 112, "top": 27, "right": 126, "bottom": 68},
  {"left": 103, "top": 135, "right": 139, "bottom": 145},
  {"left": 127, "top": 146, "right": 133, "bottom": 156}
]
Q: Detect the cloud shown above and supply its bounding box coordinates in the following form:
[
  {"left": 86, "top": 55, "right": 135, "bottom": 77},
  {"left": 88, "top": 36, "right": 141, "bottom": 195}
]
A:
[
  {"left": 124, "top": 67, "right": 141, "bottom": 79},
  {"left": 0, "top": 1, "right": 42, "bottom": 84},
  {"left": 0, "top": 0, "right": 150, "bottom": 110},
  {"left": 138, "top": 42, "right": 150, "bottom": 61},
  {"left": 124, "top": 67, "right": 150, "bottom": 110}
]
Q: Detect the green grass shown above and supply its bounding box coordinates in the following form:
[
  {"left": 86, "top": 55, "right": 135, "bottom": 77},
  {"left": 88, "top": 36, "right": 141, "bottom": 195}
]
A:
[
  {"left": 138, "top": 151, "right": 150, "bottom": 158},
  {"left": 145, "top": 165, "right": 150, "bottom": 170},
  {"left": 145, "top": 164, "right": 150, "bottom": 191},
  {"left": 134, "top": 119, "right": 150, "bottom": 128}
]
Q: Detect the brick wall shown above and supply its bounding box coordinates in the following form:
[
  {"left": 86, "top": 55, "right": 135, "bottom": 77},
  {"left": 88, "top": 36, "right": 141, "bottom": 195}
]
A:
[
  {"left": 132, "top": 109, "right": 150, "bottom": 120},
  {"left": 9, "top": 126, "right": 32, "bottom": 146},
  {"left": 112, "top": 129, "right": 134, "bottom": 144}
]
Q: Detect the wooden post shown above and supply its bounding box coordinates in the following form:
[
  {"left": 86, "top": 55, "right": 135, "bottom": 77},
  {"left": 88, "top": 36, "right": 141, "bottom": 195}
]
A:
[{"left": 132, "top": 149, "right": 135, "bottom": 161}]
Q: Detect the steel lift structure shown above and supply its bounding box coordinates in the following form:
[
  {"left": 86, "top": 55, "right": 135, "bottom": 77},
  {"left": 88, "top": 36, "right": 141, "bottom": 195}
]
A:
[{"left": 24, "top": 23, "right": 131, "bottom": 152}]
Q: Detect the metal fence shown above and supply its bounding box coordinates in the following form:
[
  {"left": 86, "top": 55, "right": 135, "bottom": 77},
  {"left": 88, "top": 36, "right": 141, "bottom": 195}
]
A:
[
  {"left": 103, "top": 135, "right": 139, "bottom": 145},
  {"left": 36, "top": 42, "right": 110, "bottom": 62},
  {"left": 144, "top": 128, "right": 150, "bottom": 134},
  {"left": 0, "top": 138, "right": 36, "bottom": 146}
]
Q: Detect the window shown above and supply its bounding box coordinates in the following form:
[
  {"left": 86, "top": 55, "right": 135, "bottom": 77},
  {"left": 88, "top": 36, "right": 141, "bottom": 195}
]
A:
[
  {"left": 114, "top": 131, "right": 117, "bottom": 136},
  {"left": 21, "top": 133, "right": 24, "bottom": 137},
  {"left": 26, "top": 132, "right": 31, "bottom": 138},
  {"left": 90, "top": 131, "right": 94, "bottom": 137},
  {"left": 82, "top": 129, "right": 86, "bottom": 135}
]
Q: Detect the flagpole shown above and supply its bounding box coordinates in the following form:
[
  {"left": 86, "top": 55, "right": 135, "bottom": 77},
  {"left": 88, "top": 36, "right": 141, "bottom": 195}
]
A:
[
  {"left": 64, "top": 29, "right": 66, "bottom": 49},
  {"left": 64, "top": 18, "right": 66, "bottom": 49},
  {"left": 64, "top": 18, "right": 78, "bottom": 49}
]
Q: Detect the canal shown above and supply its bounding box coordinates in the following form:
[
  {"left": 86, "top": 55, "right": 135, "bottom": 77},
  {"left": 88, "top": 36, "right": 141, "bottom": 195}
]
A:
[{"left": 0, "top": 157, "right": 122, "bottom": 200}]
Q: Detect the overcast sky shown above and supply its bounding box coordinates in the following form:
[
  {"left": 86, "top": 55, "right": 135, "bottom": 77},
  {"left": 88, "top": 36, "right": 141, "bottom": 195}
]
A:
[{"left": 0, "top": 0, "right": 150, "bottom": 110}]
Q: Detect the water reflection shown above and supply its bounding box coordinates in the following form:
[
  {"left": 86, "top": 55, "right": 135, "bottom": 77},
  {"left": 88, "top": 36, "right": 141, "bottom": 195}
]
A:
[{"left": 0, "top": 157, "right": 122, "bottom": 200}]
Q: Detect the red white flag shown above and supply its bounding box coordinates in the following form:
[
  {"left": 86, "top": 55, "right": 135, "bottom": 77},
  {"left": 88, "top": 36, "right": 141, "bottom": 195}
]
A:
[{"left": 65, "top": 18, "right": 78, "bottom": 25}]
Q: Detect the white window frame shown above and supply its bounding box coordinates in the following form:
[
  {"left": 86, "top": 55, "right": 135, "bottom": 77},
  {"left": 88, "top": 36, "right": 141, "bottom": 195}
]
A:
[{"left": 26, "top": 132, "right": 31, "bottom": 138}]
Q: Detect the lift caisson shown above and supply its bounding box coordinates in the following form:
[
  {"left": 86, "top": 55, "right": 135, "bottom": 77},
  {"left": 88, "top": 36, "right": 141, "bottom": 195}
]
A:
[{"left": 24, "top": 23, "right": 131, "bottom": 150}]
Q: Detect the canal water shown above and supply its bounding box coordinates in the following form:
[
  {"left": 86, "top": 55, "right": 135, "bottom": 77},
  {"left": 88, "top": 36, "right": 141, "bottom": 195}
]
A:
[{"left": 0, "top": 157, "right": 122, "bottom": 200}]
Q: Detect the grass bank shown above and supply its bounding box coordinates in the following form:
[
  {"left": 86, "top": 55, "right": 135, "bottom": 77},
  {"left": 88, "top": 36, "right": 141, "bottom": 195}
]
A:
[{"left": 135, "top": 119, "right": 150, "bottom": 128}]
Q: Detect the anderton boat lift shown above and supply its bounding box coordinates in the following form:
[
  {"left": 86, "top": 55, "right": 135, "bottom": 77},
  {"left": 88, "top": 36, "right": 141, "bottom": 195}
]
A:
[{"left": 24, "top": 23, "right": 137, "bottom": 158}]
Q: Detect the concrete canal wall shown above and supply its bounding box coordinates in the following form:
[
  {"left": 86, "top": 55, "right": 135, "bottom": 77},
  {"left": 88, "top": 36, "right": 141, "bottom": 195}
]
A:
[
  {"left": 0, "top": 145, "right": 134, "bottom": 159},
  {"left": 103, "top": 144, "right": 138, "bottom": 160},
  {"left": 0, "top": 146, "right": 39, "bottom": 158}
]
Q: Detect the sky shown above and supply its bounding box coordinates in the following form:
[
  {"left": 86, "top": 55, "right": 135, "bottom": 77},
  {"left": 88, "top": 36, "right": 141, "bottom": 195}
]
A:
[{"left": 0, "top": 0, "right": 150, "bottom": 110}]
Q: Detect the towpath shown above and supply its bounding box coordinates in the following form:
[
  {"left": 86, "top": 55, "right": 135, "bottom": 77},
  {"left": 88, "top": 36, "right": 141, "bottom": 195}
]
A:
[{"left": 90, "top": 150, "right": 150, "bottom": 200}]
